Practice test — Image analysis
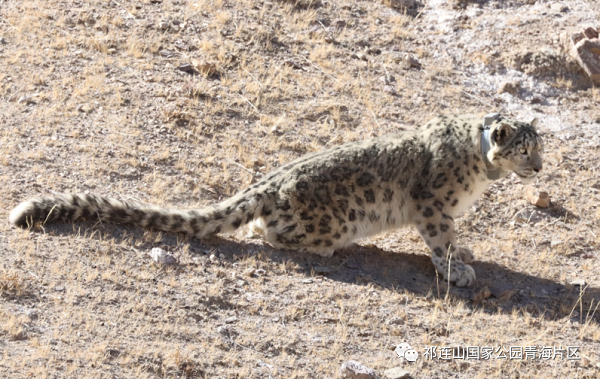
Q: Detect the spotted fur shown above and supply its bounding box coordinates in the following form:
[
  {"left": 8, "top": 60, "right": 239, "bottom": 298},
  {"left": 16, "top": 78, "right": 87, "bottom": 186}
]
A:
[{"left": 9, "top": 115, "right": 543, "bottom": 287}]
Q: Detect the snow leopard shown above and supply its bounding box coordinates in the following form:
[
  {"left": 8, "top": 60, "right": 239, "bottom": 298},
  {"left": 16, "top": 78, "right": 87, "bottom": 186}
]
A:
[{"left": 9, "top": 114, "right": 543, "bottom": 287}]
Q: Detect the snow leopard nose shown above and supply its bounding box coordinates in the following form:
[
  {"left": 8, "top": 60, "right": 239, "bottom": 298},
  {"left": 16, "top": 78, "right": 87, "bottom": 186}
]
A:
[{"left": 534, "top": 166, "right": 541, "bottom": 173}]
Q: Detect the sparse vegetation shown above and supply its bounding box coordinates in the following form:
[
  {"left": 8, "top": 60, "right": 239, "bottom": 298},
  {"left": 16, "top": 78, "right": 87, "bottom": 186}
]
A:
[{"left": 1, "top": 0, "right": 599, "bottom": 378}]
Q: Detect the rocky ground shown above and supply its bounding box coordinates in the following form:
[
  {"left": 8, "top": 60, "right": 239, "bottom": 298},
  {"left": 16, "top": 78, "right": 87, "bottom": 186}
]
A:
[{"left": 1, "top": 0, "right": 599, "bottom": 378}]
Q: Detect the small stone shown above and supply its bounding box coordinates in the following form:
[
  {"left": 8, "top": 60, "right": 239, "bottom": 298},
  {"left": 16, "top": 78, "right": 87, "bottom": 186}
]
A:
[
  {"left": 255, "top": 268, "right": 266, "bottom": 276},
  {"left": 490, "top": 285, "right": 514, "bottom": 299},
  {"left": 209, "top": 254, "right": 218, "bottom": 262},
  {"left": 177, "top": 63, "right": 195, "bottom": 74},
  {"left": 529, "top": 94, "right": 546, "bottom": 104},
  {"left": 355, "top": 52, "right": 367, "bottom": 61},
  {"left": 302, "top": 279, "right": 313, "bottom": 284},
  {"left": 76, "top": 104, "right": 92, "bottom": 113},
  {"left": 158, "top": 21, "right": 170, "bottom": 30},
  {"left": 550, "top": 3, "right": 569, "bottom": 12},
  {"left": 0, "top": 37, "right": 7, "bottom": 44},
  {"left": 339, "top": 360, "right": 378, "bottom": 379},
  {"left": 160, "top": 49, "right": 175, "bottom": 57},
  {"left": 283, "top": 60, "right": 303, "bottom": 69},
  {"left": 18, "top": 96, "right": 35, "bottom": 105},
  {"left": 551, "top": 239, "right": 563, "bottom": 247},
  {"left": 149, "top": 247, "right": 177, "bottom": 265},
  {"left": 582, "top": 27, "right": 599, "bottom": 40},
  {"left": 497, "top": 81, "right": 520, "bottom": 95},
  {"left": 403, "top": 54, "right": 420, "bottom": 70},
  {"left": 473, "top": 286, "right": 491, "bottom": 301},
  {"left": 244, "top": 268, "right": 256, "bottom": 276},
  {"left": 386, "top": 317, "right": 404, "bottom": 325},
  {"left": 383, "top": 367, "right": 411, "bottom": 379},
  {"left": 529, "top": 190, "right": 550, "bottom": 208},
  {"left": 569, "top": 278, "right": 586, "bottom": 287},
  {"left": 225, "top": 316, "right": 238, "bottom": 324},
  {"left": 26, "top": 309, "right": 38, "bottom": 320},
  {"left": 383, "top": 85, "right": 398, "bottom": 95}
]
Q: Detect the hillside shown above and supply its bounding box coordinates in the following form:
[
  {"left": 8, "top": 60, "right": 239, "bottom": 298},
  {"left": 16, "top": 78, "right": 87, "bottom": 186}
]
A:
[{"left": 1, "top": 0, "right": 599, "bottom": 378}]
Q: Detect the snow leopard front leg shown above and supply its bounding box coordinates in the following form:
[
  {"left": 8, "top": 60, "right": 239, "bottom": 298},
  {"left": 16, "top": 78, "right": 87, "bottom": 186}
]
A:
[{"left": 414, "top": 210, "right": 475, "bottom": 287}]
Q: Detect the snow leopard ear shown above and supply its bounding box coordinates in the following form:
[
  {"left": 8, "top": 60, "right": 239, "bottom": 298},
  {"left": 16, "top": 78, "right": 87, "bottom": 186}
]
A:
[
  {"left": 492, "top": 123, "right": 514, "bottom": 145},
  {"left": 530, "top": 118, "right": 539, "bottom": 128}
]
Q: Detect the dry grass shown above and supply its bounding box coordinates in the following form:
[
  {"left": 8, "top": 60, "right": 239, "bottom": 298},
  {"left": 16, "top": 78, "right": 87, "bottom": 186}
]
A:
[{"left": 1, "top": 0, "right": 599, "bottom": 378}]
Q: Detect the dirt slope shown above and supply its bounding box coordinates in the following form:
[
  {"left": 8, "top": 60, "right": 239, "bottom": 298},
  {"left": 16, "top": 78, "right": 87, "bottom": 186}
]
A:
[{"left": 1, "top": 0, "right": 599, "bottom": 378}]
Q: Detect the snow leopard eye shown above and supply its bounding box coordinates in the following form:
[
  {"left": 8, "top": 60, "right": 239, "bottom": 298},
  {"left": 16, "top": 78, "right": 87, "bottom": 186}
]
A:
[{"left": 519, "top": 148, "right": 527, "bottom": 155}]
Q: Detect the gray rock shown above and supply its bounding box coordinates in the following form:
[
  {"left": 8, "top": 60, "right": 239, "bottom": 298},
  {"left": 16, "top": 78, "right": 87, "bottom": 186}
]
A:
[
  {"left": 403, "top": 54, "right": 421, "bottom": 70},
  {"left": 339, "top": 360, "right": 379, "bottom": 379},
  {"left": 383, "top": 85, "right": 398, "bottom": 95},
  {"left": 572, "top": 38, "right": 600, "bottom": 85},
  {"left": 26, "top": 309, "right": 38, "bottom": 320},
  {"left": 383, "top": 367, "right": 411, "bottom": 379}
]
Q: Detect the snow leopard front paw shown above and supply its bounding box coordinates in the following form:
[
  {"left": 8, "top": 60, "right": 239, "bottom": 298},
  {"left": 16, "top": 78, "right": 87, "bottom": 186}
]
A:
[
  {"left": 450, "top": 262, "right": 476, "bottom": 287},
  {"left": 432, "top": 256, "right": 476, "bottom": 287}
]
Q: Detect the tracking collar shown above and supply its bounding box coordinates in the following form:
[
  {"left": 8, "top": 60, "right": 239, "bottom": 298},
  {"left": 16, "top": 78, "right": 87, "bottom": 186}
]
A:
[{"left": 481, "top": 113, "right": 508, "bottom": 180}]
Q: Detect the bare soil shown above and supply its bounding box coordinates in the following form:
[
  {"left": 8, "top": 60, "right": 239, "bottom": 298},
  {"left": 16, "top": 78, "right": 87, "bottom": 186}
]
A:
[{"left": 1, "top": 0, "right": 599, "bottom": 378}]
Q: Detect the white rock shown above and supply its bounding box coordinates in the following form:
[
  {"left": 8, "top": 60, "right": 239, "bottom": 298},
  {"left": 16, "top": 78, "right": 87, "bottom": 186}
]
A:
[
  {"left": 339, "top": 360, "right": 379, "bottom": 379},
  {"left": 149, "top": 248, "right": 177, "bottom": 266}
]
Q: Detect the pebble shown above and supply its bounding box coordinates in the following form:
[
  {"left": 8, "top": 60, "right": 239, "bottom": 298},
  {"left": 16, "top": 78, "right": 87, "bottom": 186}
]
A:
[
  {"left": 529, "top": 190, "right": 550, "bottom": 208},
  {"left": 158, "top": 21, "right": 170, "bottom": 30},
  {"left": 473, "top": 286, "right": 491, "bottom": 301},
  {"left": 177, "top": 63, "right": 195, "bottom": 74},
  {"left": 403, "top": 54, "right": 420, "bottom": 70},
  {"left": 26, "top": 309, "right": 38, "bottom": 320},
  {"left": 149, "top": 247, "right": 177, "bottom": 266},
  {"left": 383, "top": 85, "right": 398, "bottom": 95},
  {"left": 0, "top": 37, "right": 7, "bottom": 44},
  {"left": 550, "top": 3, "right": 569, "bottom": 12},
  {"left": 339, "top": 360, "right": 378, "bottom": 379},
  {"left": 383, "top": 367, "right": 411, "bottom": 379}
]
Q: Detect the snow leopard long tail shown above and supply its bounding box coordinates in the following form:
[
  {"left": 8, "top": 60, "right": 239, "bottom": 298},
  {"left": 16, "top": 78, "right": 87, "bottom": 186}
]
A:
[{"left": 9, "top": 192, "right": 263, "bottom": 238}]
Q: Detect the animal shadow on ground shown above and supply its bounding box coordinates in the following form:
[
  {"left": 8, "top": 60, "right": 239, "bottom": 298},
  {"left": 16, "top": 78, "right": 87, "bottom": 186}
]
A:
[{"left": 37, "top": 221, "right": 600, "bottom": 325}]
